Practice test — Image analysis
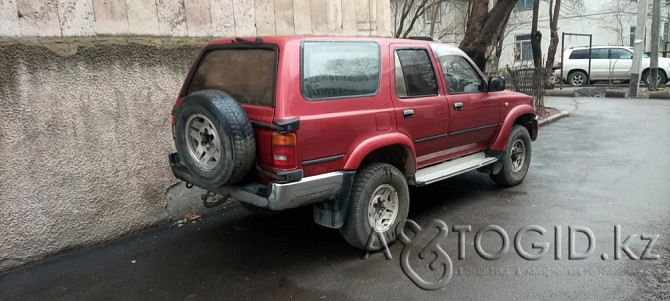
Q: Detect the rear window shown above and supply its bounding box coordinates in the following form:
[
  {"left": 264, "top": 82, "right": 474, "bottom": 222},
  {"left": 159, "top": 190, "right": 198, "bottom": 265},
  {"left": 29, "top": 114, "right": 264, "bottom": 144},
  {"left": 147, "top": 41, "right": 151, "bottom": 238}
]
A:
[
  {"left": 301, "top": 41, "right": 380, "bottom": 100},
  {"left": 187, "top": 48, "right": 276, "bottom": 106}
]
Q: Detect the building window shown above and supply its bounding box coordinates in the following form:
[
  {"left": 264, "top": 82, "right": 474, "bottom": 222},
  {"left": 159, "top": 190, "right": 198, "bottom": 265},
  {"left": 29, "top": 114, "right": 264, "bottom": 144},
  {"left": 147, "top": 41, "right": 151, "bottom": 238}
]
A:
[
  {"left": 424, "top": 3, "right": 442, "bottom": 24},
  {"left": 630, "top": 26, "right": 636, "bottom": 47},
  {"left": 515, "top": 35, "right": 533, "bottom": 61},
  {"left": 516, "top": 0, "right": 533, "bottom": 10}
]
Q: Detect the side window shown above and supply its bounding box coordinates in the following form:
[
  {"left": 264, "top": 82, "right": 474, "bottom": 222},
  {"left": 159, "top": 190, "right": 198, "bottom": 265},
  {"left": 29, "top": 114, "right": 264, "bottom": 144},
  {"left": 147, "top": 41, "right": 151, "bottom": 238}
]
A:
[
  {"left": 394, "top": 49, "right": 439, "bottom": 97},
  {"left": 569, "top": 50, "right": 588, "bottom": 59},
  {"left": 435, "top": 55, "right": 486, "bottom": 94},
  {"left": 301, "top": 41, "right": 380, "bottom": 100},
  {"left": 610, "top": 49, "right": 633, "bottom": 59},
  {"left": 591, "top": 49, "right": 609, "bottom": 59}
]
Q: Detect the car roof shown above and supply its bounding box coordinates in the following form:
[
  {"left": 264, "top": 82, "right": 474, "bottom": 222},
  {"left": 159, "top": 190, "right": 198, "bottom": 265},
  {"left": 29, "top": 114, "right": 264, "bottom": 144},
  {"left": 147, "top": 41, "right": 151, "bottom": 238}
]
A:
[
  {"left": 205, "top": 36, "right": 449, "bottom": 47},
  {"left": 568, "top": 46, "right": 631, "bottom": 50}
]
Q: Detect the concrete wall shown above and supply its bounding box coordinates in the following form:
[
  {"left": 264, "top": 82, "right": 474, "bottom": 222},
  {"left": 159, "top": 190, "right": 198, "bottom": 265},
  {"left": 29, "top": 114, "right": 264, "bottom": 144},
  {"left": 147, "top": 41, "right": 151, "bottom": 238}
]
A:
[
  {"left": 0, "top": 0, "right": 392, "bottom": 37},
  {"left": 0, "top": 38, "right": 205, "bottom": 271},
  {"left": 0, "top": 0, "right": 392, "bottom": 273}
]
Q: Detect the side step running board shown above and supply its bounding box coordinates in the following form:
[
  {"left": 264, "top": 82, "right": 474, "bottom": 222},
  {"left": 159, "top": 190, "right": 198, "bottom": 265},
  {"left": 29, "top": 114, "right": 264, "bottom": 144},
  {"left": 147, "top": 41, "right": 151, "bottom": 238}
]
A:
[{"left": 414, "top": 152, "right": 498, "bottom": 186}]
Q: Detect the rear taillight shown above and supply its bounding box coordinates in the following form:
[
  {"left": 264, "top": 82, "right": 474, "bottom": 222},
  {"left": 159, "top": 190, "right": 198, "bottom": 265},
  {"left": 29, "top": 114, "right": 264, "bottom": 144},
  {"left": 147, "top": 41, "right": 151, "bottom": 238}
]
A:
[
  {"left": 558, "top": 62, "right": 562, "bottom": 69},
  {"left": 271, "top": 131, "right": 297, "bottom": 169}
]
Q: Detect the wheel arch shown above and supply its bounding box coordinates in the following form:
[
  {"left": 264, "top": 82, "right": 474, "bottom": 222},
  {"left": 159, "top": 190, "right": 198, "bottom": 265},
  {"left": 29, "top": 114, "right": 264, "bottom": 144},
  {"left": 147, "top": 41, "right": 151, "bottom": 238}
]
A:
[
  {"left": 490, "top": 104, "right": 537, "bottom": 151},
  {"left": 343, "top": 134, "right": 416, "bottom": 174}
]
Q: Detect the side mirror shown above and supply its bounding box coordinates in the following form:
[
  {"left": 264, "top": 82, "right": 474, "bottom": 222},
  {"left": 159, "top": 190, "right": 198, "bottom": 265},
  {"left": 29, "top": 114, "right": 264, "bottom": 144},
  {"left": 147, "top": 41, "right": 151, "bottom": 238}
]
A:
[{"left": 488, "top": 76, "right": 506, "bottom": 92}]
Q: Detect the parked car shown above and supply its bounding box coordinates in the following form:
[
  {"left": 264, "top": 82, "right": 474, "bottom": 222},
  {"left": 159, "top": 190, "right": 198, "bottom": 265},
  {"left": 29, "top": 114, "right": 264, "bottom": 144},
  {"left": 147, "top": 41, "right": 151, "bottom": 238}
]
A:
[
  {"left": 169, "top": 36, "right": 538, "bottom": 250},
  {"left": 555, "top": 46, "right": 670, "bottom": 86}
]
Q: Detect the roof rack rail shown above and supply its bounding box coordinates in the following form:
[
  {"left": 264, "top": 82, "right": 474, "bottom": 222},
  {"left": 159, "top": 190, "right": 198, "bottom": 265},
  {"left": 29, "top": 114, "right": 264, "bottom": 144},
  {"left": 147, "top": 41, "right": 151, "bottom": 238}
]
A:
[{"left": 407, "top": 36, "right": 441, "bottom": 42}]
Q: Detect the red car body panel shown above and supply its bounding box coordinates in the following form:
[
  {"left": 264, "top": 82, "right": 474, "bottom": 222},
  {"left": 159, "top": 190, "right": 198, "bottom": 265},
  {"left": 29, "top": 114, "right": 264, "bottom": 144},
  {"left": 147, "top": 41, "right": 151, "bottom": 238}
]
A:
[{"left": 174, "top": 36, "right": 536, "bottom": 180}]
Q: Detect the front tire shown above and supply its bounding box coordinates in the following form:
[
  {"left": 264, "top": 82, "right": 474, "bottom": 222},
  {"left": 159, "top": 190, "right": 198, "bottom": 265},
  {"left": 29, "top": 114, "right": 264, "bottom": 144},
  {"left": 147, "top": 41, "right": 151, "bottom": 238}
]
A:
[
  {"left": 490, "top": 125, "right": 532, "bottom": 187},
  {"left": 340, "top": 163, "right": 410, "bottom": 251},
  {"left": 642, "top": 70, "right": 668, "bottom": 85}
]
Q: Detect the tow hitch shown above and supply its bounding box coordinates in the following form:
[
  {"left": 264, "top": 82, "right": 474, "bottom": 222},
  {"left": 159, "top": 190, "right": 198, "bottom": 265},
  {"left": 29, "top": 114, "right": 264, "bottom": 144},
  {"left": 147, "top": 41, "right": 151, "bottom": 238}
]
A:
[{"left": 200, "top": 191, "right": 232, "bottom": 208}]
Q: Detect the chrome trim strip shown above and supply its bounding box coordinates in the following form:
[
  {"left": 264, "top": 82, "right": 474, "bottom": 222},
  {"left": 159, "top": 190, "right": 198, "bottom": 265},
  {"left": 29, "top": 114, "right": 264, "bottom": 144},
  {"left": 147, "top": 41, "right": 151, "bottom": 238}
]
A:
[{"left": 302, "top": 154, "right": 345, "bottom": 166}]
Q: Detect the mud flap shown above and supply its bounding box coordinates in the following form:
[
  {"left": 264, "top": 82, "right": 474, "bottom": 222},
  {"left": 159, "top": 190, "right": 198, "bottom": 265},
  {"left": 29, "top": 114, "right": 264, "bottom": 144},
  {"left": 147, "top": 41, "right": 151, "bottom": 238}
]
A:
[{"left": 313, "top": 171, "right": 356, "bottom": 229}]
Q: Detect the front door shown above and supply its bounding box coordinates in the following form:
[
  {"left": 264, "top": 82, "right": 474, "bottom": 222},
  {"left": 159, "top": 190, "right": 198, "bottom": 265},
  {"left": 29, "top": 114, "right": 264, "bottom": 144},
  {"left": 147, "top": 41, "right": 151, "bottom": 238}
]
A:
[
  {"left": 390, "top": 45, "right": 450, "bottom": 168},
  {"left": 609, "top": 48, "right": 634, "bottom": 81},
  {"left": 430, "top": 45, "right": 500, "bottom": 157}
]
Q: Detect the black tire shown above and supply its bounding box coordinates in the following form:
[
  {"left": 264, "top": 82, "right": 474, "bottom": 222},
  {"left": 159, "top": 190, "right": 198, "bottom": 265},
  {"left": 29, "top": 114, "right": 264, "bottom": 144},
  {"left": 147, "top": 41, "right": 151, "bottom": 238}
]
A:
[
  {"left": 490, "top": 125, "right": 532, "bottom": 187},
  {"left": 642, "top": 69, "right": 668, "bottom": 85},
  {"left": 340, "top": 163, "right": 410, "bottom": 251},
  {"left": 568, "top": 71, "right": 588, "bottom": 87},
  {"left": 240, "top": 202, "right": 280, "bottom": 216},
  {"left": 174, "top": 90, "right": 255, "bottom": 187}
]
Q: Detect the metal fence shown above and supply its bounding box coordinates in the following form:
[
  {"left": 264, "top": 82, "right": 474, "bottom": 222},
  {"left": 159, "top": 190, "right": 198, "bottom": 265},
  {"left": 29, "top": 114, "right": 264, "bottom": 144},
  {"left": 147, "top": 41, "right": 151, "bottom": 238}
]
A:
[{"left": 502, "top": 68, "right": 545, "bottom": 108}]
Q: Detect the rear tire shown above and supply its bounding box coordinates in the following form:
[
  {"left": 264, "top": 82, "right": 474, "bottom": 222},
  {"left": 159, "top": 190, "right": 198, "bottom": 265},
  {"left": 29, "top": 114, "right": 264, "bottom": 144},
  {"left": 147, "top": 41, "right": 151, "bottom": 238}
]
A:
[
  {"left": 568, "top": 71, "right": 588, "bottom": 87},
  {"left": 490, "top": 125, "right": 532, "bottom": 187},
  {"left": 340, "top": 163, "right": 410, "bottom": 251}
]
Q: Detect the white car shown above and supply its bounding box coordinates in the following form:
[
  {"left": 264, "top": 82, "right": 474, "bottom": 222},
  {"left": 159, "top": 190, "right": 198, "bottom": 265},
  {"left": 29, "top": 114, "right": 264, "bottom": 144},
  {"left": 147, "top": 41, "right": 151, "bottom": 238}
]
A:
[{"left": 555, "top": 46, "right": 670, "bottom": 86}]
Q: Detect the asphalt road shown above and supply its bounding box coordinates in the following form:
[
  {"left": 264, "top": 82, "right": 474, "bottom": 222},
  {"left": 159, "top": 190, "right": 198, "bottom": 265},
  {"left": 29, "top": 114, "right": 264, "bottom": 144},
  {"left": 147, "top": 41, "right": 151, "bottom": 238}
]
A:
[{"left": 1, "top": 97, "right": 669, "bottom": 300}]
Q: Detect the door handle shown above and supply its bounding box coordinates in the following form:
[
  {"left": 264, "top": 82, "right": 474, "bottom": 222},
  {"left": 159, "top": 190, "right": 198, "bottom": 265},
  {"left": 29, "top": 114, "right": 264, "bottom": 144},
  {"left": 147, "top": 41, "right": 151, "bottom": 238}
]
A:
[
  {"left": 454, "top": 102, "right": 464, "bottom": 111},
  {"left": 403, "top": 109, "right": 415, "bottom": 119}
]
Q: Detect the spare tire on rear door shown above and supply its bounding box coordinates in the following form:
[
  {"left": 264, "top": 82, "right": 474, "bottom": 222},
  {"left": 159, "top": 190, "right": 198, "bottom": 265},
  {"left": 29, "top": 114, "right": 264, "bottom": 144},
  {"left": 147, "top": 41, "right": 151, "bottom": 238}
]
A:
[{"left": 174, "top": 89, "right": 256, "bottom": 187}]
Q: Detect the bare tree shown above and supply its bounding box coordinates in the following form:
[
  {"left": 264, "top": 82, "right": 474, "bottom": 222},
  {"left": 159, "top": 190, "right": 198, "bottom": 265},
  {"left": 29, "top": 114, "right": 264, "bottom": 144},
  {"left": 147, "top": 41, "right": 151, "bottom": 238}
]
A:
[
  {"left": 459, "top": 0, "right": 519, "bottom": 71},
  {"left": 602, "top": 0, "right": 637, "bottom": 45},
  {"left": 543, "top": 0, "right": 561, "bottom": 88},
  {"left": 392, "top": 0, "right": 449, "bottom": 38}
]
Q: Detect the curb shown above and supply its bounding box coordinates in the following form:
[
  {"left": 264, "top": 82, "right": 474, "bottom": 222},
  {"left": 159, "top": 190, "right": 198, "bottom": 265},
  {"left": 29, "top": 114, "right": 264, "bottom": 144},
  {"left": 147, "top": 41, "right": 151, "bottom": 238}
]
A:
[
  {"left": 538, "top": 111, "right": 569, "bottom": 127},
  {"left": 545, "top": 89, "right": 670, "bottom": 99},
  {"left": 545, "top": 90, "right": 575, "bottom": 97}
]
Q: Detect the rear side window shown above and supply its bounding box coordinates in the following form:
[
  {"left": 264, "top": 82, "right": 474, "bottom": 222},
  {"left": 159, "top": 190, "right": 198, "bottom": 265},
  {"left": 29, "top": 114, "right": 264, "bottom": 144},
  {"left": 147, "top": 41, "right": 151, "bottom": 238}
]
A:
[
  {"left": 569, "top": 49, "right": 609, "bottom": 60},
  {"left": 188, "top": 48, "right": 276, "bottom": 106},
  {"left": 302, "top": 41, "right": 380, "bottom": 100},
  {"left": 569, "top": 50, "right": 588, "bottom": 59},
  {"left": 394, "top": 49, "right": 439, "bottom": 97}
]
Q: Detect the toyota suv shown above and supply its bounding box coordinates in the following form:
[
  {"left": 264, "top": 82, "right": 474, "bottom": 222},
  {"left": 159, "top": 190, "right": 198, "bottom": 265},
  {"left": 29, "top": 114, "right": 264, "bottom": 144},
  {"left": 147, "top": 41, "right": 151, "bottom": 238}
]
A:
[
  {"left": 169, "top": 36, "right": 538, "bottom": 250},
  {"left": 556, "top": 46, "right": 670, "bottom": 86}
]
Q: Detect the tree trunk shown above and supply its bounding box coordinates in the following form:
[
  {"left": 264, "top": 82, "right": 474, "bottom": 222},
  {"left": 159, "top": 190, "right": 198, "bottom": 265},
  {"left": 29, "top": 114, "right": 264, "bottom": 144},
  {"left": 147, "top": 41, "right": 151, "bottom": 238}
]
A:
[
  {"left": 429, "top": 0, "right": 440, "bottom": 36},
  {"left": 544, "top": 0, "right": 561, "bottom": 89},
  {"left": 459, "top": 0, "right": 518, "bottom": 71},
  {"left": 530, "top": 0, "right": 542, "bottom": 69}
]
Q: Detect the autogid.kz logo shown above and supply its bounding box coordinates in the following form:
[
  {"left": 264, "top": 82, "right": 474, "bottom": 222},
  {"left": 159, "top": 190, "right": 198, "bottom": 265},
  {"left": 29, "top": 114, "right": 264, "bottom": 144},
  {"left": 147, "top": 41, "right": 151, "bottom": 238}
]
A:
[{"left": 363, "top": 220, "right": 661, "bottom": 291}]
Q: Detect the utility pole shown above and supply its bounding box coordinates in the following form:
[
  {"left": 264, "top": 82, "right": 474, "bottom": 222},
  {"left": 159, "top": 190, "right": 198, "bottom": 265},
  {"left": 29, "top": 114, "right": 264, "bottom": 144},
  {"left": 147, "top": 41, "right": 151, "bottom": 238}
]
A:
[
  {"left": 649, "top": 0, "right": 661, "bottom": 90},
  {"left": 628, "top": 0, "right": 649, "bottom": 98}
]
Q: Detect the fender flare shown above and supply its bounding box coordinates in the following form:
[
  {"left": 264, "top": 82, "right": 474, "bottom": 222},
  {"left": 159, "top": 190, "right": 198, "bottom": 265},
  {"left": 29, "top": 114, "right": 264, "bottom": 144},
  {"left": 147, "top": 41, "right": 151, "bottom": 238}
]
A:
[
  {"left": 490, "top": 104, "right": 537, "bottom": 151},
  {"left": 343, "top": 133, "right": 417, "bottom": 173}
]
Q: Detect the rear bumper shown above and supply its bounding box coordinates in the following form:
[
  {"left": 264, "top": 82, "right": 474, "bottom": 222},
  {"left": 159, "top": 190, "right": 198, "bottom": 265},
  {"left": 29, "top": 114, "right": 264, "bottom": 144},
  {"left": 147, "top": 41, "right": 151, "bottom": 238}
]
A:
[{"left": 169, "top": 153, "right": 347, "bottom": 210}]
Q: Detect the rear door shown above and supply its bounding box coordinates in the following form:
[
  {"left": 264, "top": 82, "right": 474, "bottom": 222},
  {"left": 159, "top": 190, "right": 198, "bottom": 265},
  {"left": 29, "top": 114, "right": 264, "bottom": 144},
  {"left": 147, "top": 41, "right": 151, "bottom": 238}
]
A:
[
  {"left": 390, "top": 44, "right": 450, "bottom": 168},
  {"left": 588, "top": 48, "right": 610, "bottom": 80}
]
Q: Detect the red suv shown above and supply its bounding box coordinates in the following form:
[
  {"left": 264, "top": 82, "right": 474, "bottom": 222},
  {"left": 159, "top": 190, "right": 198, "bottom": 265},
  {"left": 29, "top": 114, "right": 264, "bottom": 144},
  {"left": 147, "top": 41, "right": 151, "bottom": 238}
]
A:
[{"left": 169, "top": 36, "right": 538, "bottom": 250}]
